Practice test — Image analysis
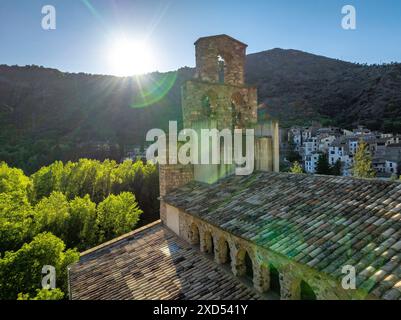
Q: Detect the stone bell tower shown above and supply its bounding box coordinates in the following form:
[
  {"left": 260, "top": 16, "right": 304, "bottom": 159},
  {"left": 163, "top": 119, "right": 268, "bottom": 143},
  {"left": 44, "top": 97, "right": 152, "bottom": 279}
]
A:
[
  {"left": 181, "top": 34, "right": 260, "bottom": 183},
  {"left": 182, "top": 34, "right": 258, "bottom": 131},
  {"left": 159, "top": 35, "right": 279, "bottom": 229}
]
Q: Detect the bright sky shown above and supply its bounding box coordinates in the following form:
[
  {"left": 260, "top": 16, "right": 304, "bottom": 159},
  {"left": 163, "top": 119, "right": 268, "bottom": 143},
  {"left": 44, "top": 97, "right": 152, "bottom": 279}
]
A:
[{"left": 1, "top": 0, "right": 401, "bottom": 76}]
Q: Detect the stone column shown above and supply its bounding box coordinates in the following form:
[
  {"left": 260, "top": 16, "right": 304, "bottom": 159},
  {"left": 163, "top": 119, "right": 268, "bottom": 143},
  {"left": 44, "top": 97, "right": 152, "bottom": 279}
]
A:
[
  {"left": 199, "top": 230, "right": 207, "bottom": 253},
  {"left": 214, "top": 237, "right": 226, "bottom": 264},
  {"left": 232, "top": 248, "right": 246, "bottom": 277},
  {"left": 160, "top": 201, "right": 167, "bottom": 225},
  {"left": 254, "top": 263, "right": 270, "bottom": 293},
  {"left": 188, "top": 222, "right": 200, "bottom": 245},
  {"left": 273, "top": 120, "right": 280, "bottom": 172},
  {"left": 279, "top": 271, "right": 301, "bottom": 300},
  {"left": 255, "top": 137, "right": 273, "bottom": 172},
  {"left": 200, "top": 230, "right": 213, "bottom": 254}
]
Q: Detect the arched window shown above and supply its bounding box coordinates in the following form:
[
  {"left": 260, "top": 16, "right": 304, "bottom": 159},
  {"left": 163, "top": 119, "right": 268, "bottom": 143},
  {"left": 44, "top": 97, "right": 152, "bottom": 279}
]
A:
[
  {"left": 300, "top": 280, "right": 317, "bottom": 300},
  {"left": 269, "top": 264, "right": 281, "bottom": 295}
]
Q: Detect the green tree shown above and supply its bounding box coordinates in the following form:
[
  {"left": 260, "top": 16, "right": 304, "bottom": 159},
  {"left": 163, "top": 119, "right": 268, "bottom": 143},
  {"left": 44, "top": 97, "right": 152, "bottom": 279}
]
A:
[
  {"left": 66, "top": 195, "right": 98, "bottom": 250},
  {"left": 33, "top": 192, "right": 99, "bottom": 249},
  {"left": 139, "top": 162, "right": 159, "bottom": 223},
  {"left": 286, "top": 139, "right": 302, "bottom": 163},
  {"left": 0, "top": 232, "right": 79, "bottom": 299},
  {"left": 0, "top": 192, "right": 34, "bottom": 253},
  {"left": 316, "top": 154, "right": 331, "bottom": 175},
  {"left": 33, "top": 192, "right": 70, "bottom": 240},
  {"left": 62, "top": 159, "right": 98, "bottom": 200},
  {"left": 18, "top": 288, "right": 64, "bottom": 300},
  {"left": 97, "top": 192, "right": 142, "bottom": 242},
  {"left": 290, "top": 161, "right": 304, "bottom": 174},
  {"left": 112, "top": 160, "right": 159, "bottom": 224},
  {"left": 0, "top": 162, "right": 34, "bottom": 252},
  {"left": 0, "top": 162, "right": 31, "bottom": 195},
  {"left": 331, "top": 159, "right": 342, "bottom": 176},
  {"left": 93, "top": 159, "right": 116, "bottom": 203},
  {"left": 30, "top": 161, "right": 64, "bottom": 203},
  {"left": 353, "top": 141, "right": 376, "bottom": 178}
]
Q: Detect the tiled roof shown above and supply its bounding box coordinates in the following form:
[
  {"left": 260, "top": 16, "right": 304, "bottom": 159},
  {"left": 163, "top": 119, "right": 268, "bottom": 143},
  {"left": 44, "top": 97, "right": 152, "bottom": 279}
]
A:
[
  {"left": 164, "top": 172, "right": 401, "bottom": 300},
  {"left": 68, "top": 221, "right": 264, "bottom": 300}
]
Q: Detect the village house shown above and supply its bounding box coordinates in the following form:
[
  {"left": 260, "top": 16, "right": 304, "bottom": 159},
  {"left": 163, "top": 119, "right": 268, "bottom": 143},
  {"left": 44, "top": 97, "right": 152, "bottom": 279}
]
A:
[
  {"left": 304, "top": 152, "right": 320, "bottom": 173},
  {"left": 68, "top": 35, "right": 401, "bottom": 300}
]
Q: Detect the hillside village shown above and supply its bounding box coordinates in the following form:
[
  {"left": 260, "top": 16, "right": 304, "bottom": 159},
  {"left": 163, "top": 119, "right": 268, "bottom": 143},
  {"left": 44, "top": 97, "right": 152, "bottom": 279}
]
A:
[
  {"left": 122, "top": 124, "right": 401, "bottom": 180},
  {"left": 286, "top": 124, "right": 401, "bottom": 178}
]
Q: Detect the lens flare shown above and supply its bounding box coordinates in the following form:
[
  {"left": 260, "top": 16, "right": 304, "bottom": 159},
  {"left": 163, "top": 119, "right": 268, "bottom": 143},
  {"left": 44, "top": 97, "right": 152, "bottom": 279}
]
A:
[{"left": 130, "top": 71, "right": 177, "bottom": 109}]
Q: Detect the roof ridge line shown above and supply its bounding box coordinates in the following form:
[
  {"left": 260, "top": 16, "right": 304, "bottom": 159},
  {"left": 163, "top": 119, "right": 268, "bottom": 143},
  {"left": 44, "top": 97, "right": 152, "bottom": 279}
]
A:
[{"left": 79, "top": 220, "right": 161, "bottom": 257}]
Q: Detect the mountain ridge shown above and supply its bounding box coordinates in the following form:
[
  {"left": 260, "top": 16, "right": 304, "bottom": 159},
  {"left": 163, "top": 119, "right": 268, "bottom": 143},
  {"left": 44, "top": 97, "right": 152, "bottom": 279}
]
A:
[{"left": 1, "top": 48, "right": 401, "bottom": 172}]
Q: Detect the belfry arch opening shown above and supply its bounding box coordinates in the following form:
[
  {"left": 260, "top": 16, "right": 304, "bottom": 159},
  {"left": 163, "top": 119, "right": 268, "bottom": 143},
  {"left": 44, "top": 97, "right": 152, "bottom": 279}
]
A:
[{"left": 217, "top": 55, "right": 225, "bottom": 83}]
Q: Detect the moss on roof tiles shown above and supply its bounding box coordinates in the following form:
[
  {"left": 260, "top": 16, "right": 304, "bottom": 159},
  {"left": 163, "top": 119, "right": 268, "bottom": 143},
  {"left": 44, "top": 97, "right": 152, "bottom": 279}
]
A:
[{"left": 164, "top": 171, "right": 401, "bottom": 299}]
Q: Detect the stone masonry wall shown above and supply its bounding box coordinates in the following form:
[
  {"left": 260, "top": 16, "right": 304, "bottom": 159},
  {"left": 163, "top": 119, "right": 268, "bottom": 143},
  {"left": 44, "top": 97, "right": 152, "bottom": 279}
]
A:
[
  {"left": 194, "top": 35, "right": 247, "bottom": 86},
  {"left": 159, "top": 164, "right": 193, "bottom": 224},
  {"left": 182, "top": 80, "right": 258, "bottom": 130}
]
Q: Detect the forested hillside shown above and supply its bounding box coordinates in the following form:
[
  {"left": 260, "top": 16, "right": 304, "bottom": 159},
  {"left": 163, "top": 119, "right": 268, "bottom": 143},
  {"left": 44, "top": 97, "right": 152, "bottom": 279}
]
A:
[
  {"left": 1, "top": 49, "right": 401, "bottom": 173},
  {"left": 0, "top": 65, "right": 194, "bottom": 173},
  {"left": 247, "top": 49, "right": 401, "bottom": 129}
]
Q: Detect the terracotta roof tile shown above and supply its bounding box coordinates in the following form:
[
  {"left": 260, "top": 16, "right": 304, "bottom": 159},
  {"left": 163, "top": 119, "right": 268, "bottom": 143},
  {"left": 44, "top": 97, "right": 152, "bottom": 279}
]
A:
[
  {"left": 164, "top": 172, "right": 401, "bottom": 299},
  {"left": 69, "top": 222, "right": 264, "bottom": 300}
]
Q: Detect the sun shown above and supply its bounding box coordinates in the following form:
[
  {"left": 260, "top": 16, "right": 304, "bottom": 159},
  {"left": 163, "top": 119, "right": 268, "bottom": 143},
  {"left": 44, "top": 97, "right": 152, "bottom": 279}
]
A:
[{"left": 108, "top": 38, "right": 155, "bottom": 76}]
